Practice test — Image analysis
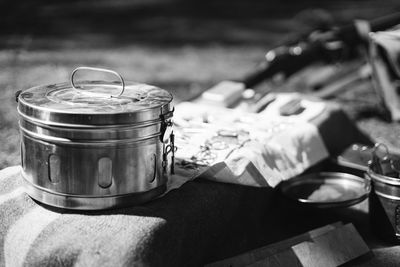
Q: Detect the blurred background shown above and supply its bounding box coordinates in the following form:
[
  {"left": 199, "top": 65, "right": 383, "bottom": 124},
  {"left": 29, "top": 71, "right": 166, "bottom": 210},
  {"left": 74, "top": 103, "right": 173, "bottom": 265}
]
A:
[{"left": 1, "top": 0, "right": 400, "bottom": 168}]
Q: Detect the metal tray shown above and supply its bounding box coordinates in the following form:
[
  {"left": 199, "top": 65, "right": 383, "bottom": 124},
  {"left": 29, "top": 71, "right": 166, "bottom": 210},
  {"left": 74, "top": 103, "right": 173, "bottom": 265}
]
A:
[{"left": 278, "top": 172, "right": 370, "bottom": 208}]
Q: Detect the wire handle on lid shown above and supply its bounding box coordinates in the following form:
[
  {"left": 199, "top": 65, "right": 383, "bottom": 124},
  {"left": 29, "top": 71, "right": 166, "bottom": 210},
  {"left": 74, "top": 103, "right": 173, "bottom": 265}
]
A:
[
  {"left": 370, "top": 143, "right": 390, "bottom": 175},
  {"left": 370, "top": 143, "right": 400, "bottom": 178},
  {"left": 70, "top": 67, "right": 125, "bottom": 98},
  {"left": 372, "top": 143, "right": 390, "bottom": 159}
]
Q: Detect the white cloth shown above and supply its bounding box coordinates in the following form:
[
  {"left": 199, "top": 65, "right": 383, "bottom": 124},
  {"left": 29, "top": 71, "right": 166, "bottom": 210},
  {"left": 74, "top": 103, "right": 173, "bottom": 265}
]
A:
[{"left": 173, "top": 97, "right": 329, "bottom": 187}]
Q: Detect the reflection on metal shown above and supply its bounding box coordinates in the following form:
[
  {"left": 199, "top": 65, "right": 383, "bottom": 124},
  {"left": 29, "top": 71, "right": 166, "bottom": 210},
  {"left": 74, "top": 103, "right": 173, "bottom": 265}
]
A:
[
  {"left": 149, "top": 154, "right": 157, "bottom": 183},
  {"left": 98, "top": 157, "right": 113, "bottom": 188},
  {"left": 48, "top": 154, "right": 61, "bottom": 184},
  {"left": 20, "top": 140, "right": 25, "bottom": 171}
]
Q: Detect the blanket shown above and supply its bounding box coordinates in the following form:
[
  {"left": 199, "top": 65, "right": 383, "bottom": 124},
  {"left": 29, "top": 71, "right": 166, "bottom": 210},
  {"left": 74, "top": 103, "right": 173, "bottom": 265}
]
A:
[{"left": 0, "top": 105, "right": 371, "bottom": 267}]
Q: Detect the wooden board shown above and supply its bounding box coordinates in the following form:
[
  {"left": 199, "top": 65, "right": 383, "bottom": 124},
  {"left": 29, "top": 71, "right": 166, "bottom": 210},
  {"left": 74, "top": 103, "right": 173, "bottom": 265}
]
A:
[
  {"left": 206, "top": 222, "right": 342, "bottom": 267},
  {"left": 206, "top": 223, "right": 370, "bottom": 267}
]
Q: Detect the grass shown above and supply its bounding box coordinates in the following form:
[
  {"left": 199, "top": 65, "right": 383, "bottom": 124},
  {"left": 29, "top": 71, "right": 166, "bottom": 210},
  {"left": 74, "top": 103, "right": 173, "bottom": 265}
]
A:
[
  {"left": 0, "top": 44, "right": 266, "bottom": 168},
  {"left": 2, "top": 1, "right": 400, "bottom": 168},
  {"left": 3, "top": 42, "right": 400, "bottom": 170}
]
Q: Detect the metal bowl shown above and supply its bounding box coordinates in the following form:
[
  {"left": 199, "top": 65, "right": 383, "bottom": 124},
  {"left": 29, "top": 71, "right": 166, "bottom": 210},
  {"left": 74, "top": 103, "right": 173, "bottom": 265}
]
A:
[{"left": 278, "top": 172, "right": 370, "bottom": 208}]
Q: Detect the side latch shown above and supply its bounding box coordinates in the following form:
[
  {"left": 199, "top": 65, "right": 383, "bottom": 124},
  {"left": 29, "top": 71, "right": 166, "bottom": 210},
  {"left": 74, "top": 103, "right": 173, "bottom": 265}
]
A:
[{"left": 160, "top": 108, "right": 177, "bottom": 174}]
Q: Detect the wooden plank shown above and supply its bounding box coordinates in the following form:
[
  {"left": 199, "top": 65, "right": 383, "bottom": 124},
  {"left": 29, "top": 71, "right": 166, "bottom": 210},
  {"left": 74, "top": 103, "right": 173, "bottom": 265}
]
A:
[
  {"left": 246, "top": 223, "right": 369, "bottom": 267},
  {"left": 205, "top": 222, "right": 342, "bottom": 267},
  {"left": 292, "top": 223, "right": 370, "bottom": 267}
]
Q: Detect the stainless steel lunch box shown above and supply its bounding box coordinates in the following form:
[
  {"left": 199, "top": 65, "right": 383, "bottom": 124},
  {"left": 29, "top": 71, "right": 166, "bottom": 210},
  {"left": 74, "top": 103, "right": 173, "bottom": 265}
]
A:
[
  {"left": 368, "top": 159, "right": 400, "bottom": 243},
  {"left": 366, "top": 143, "right": 400, "bottom": 243},
  {"left": 17, "top": 67, "right": 174, "bottom": 210}
]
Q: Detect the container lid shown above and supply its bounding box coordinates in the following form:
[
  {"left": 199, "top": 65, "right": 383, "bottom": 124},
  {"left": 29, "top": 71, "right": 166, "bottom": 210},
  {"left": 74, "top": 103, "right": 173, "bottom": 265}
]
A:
[
  {"left": 278, "top": 172, "right": 370, "bottom": 208},
  {"left": 17, "top": 67, "right": 173, "bottom": 127}
]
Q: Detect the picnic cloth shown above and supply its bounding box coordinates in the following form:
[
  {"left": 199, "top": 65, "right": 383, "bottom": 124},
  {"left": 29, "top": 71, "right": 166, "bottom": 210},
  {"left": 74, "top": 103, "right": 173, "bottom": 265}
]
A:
[
  {"left": 0, "top": 104, "right": 372, "bottom": 267},
  {"left": 174, "top": 96, "right": 329, "bottom": 187}
]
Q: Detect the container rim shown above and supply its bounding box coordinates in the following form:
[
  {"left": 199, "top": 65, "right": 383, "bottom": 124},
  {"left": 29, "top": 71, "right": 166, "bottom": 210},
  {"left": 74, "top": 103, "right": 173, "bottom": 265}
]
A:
[{"left": 367, "top": 168, "right": 400, "bottom": 185}]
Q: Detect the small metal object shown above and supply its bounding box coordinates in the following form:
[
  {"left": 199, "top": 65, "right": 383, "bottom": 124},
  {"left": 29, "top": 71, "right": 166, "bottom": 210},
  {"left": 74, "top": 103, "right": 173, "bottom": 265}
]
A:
[
  {"left": 17, "top": 67, "right": 174, "bottom": 210},
  {"left": 164, "top": 135, "right": 177, "bottom": 171},
  {"left": 159, "top": 107, "right": 174, "bottom": 143},
  {"left": 190, "top": 145, "right": 217, "bottom": 166},
  {"left": 167, "top": 132, "right": 177, "bottom": 174},
  {"left": 367, "top": 143, "right": 400, "bottom": 177},
  {"left": 370, "top": 143, "right": 389, "bottom": 174},
  {"left": 15, "top": 90, "right": 22, "bottom": 103},
  {"left": 334, "top": 143, "right": 373, "bottom": 172},
  {"left": 279, "top": 172, "right": 370, "bottom": 208}
]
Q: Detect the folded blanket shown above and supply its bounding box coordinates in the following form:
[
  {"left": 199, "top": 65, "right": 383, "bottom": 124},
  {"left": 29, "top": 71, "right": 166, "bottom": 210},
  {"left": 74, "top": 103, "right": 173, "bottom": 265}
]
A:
[
  {"left": 0, "top": 166, "right": 276, "bottom": 267},
  {"left": 1, "top": 166, "right": 168, "bottom": 267}
]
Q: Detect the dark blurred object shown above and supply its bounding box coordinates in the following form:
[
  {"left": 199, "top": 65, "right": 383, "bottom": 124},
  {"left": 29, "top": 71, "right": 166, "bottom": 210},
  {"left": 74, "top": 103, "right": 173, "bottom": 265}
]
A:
[
  {"left": 311, "top": 64, "right": 372, "bottom": 99},
  {"left": 333, "top": 143, "right": 373, "bottom": 172},
  {"left": 242, "top": 12, "right": 400, "bottom": 89},
  {"left": 294, "top": 9, "right": 335, "bottom": 31},
  {"left": 3, "top": 1, "right": 400, "bottom": 49},
  {"left": 197, "top": 12, "right": 400, "bottom": 108},
  {"left": 369, "top": 27, "right": 400, "bottom": 121}
]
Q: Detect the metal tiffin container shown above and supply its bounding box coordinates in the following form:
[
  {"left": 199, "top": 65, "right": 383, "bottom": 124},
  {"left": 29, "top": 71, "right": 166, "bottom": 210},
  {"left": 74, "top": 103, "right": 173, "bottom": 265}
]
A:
[
  {"left": 367, "top": 143, "right": 400, "bottom": 243},
  {"left": 16, "top": 67, "right": 175, "bottom": 210}
]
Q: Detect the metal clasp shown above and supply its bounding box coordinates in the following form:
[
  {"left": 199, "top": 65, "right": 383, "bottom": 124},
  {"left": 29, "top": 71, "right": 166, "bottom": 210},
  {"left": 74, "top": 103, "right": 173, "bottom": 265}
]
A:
[
  {"left": 160, "top": 107, "right": 175, "bottom": 143},
  {"left": 160, "top": 107, "right": 176, "bottom": 174},
  {"left": 165, "top": 133, "right": 177, "bottom": 174},
  {"left": 370, "top": 143, "right": 400, "bottom": 177},
  {"left": 15, "top": 90, "right": 22, "bottom": 103}
]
